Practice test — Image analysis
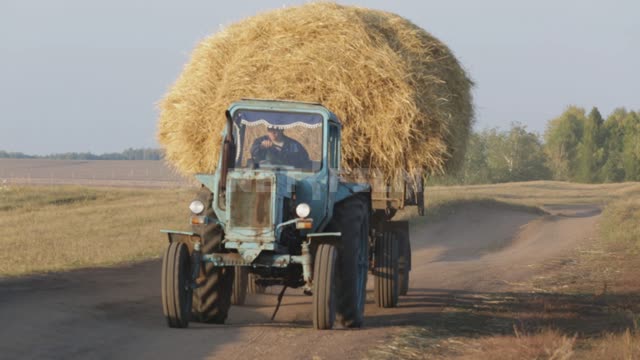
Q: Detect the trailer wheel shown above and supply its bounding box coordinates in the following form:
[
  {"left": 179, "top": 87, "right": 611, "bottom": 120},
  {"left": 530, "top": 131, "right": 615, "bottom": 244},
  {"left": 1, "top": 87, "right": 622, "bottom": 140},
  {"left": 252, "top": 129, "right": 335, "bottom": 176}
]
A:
[
  {"left": 327, "top": 194, "right": 369, "bottom": 328},
  {"left": 374, "top": 231, "right": 399, "bottom": 308},
  {"left": 162, "top": 242, "right": 192, "bottom": 328},
  {"left": 248, "top": 273, "right": 266, "bottom": 294},
  {"left": 231, "top": 266, "right": 248, "bottom": 305},
  {"left": 312, "top": 243, "right": 338, "bottom": 330},
  {"left": 398, "top": 232, "right": 411, "bottom": 296}
]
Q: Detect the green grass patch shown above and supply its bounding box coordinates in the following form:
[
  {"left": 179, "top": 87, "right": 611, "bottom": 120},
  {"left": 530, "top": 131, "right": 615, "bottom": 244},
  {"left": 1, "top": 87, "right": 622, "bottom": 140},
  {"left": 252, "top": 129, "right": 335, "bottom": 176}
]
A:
[{"left": 600, "top": 197, "right": 640, "bottom": 251}]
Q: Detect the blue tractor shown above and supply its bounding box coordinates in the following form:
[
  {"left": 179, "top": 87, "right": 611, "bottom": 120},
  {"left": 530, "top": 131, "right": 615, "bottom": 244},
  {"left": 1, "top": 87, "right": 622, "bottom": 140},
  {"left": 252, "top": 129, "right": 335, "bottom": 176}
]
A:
[{"left": 161, "top": 99, "right": 422, "bottom": 330}]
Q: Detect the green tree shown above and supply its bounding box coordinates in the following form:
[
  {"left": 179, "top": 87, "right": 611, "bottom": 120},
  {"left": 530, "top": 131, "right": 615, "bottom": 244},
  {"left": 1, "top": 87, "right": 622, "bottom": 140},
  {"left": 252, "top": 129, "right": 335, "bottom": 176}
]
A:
[
  {"left": 575, "top": 107, "right": 604, "bottom": 182},
  {"left": 622, "top": 111, "right": 640, "bottom": 181},
  {"left": 485, "top": 123, "right": 550, "bottom": 183},
  {"left": 544, "top": 106, "right": 585, "bottom": 180},
  {"left": 460, "top": 132, "right": 490, "bottom": 184},
  {"left": 600, "top": 108, "right": 628, "bottom": 182}
]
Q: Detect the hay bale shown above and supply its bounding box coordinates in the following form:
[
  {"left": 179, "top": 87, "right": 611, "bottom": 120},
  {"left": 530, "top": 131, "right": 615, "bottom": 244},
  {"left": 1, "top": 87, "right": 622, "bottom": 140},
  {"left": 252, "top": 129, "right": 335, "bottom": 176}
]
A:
[{"left": 158, "top": 2, "right": 473, "bottom": 178}]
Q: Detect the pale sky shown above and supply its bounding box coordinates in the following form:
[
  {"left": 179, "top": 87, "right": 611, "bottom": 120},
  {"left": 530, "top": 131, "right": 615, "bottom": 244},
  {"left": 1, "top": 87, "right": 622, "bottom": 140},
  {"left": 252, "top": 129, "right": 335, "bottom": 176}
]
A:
[{"left": 1, "top": 0, "right": 638, "bottom": 154}]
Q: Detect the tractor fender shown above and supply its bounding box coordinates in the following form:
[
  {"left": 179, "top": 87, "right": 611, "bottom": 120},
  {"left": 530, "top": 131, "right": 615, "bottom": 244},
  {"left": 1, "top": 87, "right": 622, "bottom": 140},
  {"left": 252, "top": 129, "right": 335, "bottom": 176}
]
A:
[{"left": 334, "top": 182, "right": 371, "bottom": 204}]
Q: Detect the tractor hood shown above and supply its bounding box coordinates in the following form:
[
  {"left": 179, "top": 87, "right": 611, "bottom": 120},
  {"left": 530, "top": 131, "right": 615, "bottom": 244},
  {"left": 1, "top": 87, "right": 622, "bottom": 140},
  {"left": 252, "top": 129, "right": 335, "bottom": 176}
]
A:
[{"left": 223, "top": 170, "right": 293, "bottom": 244}]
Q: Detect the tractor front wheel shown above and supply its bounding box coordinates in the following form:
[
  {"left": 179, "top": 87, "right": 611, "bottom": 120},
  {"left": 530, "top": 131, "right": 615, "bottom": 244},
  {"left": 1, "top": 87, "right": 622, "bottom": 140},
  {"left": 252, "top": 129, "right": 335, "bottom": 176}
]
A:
[{"left": 161, "top": 242, "right": 192, "bottom": 328}]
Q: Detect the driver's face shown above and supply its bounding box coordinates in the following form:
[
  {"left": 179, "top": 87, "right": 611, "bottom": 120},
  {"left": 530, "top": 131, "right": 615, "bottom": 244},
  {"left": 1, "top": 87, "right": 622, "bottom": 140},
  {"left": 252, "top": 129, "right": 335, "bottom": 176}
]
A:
[{"left": 267, "top": 129, "right": 282, "bottom": 141}]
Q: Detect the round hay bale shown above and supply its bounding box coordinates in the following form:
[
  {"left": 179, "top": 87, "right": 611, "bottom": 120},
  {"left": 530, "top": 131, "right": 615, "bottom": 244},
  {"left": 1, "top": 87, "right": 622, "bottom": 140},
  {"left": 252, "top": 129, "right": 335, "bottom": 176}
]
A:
[{"left": 158, "top": 2, "right": 473, "bottom": 178}]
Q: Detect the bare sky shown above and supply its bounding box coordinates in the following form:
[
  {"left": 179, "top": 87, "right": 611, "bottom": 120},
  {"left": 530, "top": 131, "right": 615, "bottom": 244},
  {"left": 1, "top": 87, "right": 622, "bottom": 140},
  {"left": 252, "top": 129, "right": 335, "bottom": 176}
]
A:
[{"left": 1, "top": 0, "right": 638, "bottom": 154}]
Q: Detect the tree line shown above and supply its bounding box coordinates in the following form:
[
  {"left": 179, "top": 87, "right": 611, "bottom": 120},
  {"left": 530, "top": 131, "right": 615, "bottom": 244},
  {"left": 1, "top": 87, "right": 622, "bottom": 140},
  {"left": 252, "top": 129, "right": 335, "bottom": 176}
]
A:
[
  {"left": 441, "top": 106, "right": 640, "bottom": 185},
  {"left": 2, "top": 107, "right": 638, "bottom": 184},
  {"left": 0, "top": 148, "right": 164, "bottom": 161}
]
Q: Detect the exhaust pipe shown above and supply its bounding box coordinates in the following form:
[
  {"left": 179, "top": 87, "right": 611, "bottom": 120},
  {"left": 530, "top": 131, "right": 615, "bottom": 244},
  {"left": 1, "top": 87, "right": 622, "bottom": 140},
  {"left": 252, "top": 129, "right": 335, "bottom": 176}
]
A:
[{"left": 219, "top": 110, "right": 235, "bottom": 198}]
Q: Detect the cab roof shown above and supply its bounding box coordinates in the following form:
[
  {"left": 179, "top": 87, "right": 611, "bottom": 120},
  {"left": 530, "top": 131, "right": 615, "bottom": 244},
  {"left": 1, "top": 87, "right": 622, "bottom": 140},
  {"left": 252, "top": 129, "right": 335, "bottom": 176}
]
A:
[{"left": 228, "top": 98, "right": 341, "bottom": 126}]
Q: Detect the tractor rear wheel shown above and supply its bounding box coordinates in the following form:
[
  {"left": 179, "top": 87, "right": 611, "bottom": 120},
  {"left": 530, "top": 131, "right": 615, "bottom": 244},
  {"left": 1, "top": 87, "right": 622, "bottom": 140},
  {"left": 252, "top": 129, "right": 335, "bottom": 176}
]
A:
[
  {"left": 231, "top": 266, "right": 248, "bottom": 305},
  {"left": 327, "top": 194, "right": 369, "bottom": 328},
  {"left": 161, "top": 242, "right": 192, "bottom": 328},
  {"left": 312, "top": 243, "right": 338, "bottom": 330},
  {"left": 181, "top": 186, "right": 233, "bottom": 323},
  {"left": 374, "top": 231, "right": 399, "bottom": 308},
  {"left": 191, "top": 224, "right": 233, "bottom": 324}
]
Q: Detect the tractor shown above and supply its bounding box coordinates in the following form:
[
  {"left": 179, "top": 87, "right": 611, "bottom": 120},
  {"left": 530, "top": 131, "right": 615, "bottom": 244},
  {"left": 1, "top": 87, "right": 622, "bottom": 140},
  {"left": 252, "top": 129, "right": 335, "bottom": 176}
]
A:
[{"left": 161, "top": 99, "right": 422, "bottom": 330}]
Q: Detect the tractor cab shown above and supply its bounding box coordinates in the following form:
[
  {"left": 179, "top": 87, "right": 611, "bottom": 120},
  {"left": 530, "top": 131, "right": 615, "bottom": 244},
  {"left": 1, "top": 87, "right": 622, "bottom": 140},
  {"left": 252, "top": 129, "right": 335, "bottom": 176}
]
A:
[
  {"left": 192, "top": 99, "right": 353, "bottom": 265},
  {"left": 227, "top": 99, "right": 341, "bottom": 175}
]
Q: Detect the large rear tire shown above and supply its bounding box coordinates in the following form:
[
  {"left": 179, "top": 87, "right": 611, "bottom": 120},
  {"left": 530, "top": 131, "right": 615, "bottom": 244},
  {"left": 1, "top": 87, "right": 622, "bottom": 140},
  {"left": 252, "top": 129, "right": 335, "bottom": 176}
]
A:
[
  {"left": 191, "top": 229, "right": 233, "bottom": 323},
  {"left": 162, "top": 242, "right": 192, "bottom": 328},
  {"left": 231, "top": 267, "right": 248, "bottom": 305},
  {"left": 327, "top": 194, "right": 369, "bottom": 328},
  {"left": 190, "top": 189, "right": 233, "bottom": 324},
  {"left": 312, "top": 244, "right": 338, "bottom": 330},
  {"left": 374, "top": 231, "right": 399, "bottom": 308}
]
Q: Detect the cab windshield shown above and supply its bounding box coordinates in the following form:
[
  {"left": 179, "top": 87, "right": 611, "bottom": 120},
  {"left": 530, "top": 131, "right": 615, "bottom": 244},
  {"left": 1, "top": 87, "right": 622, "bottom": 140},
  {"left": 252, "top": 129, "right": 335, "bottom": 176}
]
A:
[{"left": 233, "top": 110, "right": 323, "bottom": 172}]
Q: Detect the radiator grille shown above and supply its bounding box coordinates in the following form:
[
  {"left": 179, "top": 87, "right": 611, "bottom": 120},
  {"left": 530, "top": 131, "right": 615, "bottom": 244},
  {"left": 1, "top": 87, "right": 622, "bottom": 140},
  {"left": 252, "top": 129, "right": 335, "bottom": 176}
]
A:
[{"left": 229, "top": 178, "right": 272, "bottom": 229}]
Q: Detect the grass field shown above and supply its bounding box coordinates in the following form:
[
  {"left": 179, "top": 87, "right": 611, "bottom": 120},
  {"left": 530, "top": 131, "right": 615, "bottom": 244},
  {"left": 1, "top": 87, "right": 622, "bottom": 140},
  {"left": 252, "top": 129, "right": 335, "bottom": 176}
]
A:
[
  {"left": 2, "top": 180, "right": 639, "bottom": 277},
  {"left": 424, "top": 180, "right": 640, "bottom": 211},
  {"left": 395, "top": 181, "right": 640, "bottom": 228},
  {"left": 0, "top": 185, "right": 193, "bottom": 276}
]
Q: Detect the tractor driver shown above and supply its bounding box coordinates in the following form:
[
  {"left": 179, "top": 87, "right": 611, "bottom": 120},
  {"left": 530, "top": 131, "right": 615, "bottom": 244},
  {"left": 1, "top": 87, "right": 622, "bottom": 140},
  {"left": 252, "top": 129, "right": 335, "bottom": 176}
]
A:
[{"left": 250, "top": 126, "right": 311, "bottom": 169}]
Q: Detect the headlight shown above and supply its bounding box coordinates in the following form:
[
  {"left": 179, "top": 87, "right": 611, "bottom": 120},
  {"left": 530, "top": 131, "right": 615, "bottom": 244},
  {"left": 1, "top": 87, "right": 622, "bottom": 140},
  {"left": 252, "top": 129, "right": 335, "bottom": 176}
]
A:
[
  {"left": 296, "top": 203, "right": 311, "bottom": 218},
  {"left": 189, "top": 200, "right": 205, "bottom": 215}
]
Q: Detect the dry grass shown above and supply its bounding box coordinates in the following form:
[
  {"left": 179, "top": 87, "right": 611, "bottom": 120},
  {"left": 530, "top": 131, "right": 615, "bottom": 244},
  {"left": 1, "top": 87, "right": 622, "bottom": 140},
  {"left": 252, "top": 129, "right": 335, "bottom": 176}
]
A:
[
  {"left": 600, "top": 196, "right": 640, "bottom": 251},
  {"left": 462, "top": 330, "right": 576, "bottom": 360},
  {"left": 0, "top": 185, "right": 193, "bottom": 276},
  {"left": 393, "top": 181, "right": 640, "bottom": 224},
  {"left": 369, "top": 326, "right": 578, "bottom": 360},
  {"left": 425, "top": 181, "right": 640, "bottom": 208},
  {"left": 584, "top": 329, "right": 640, "bottom": 360},
  {"left": 158, "top": 2, "right": 473, "bottom": 179},
  {"left": 3, "top": 180, "right": 638, "bottom": 277}
]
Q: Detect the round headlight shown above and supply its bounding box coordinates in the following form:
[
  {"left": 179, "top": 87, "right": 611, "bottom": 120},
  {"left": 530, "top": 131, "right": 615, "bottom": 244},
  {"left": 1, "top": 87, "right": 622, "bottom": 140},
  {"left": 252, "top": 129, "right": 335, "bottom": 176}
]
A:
[
  {"left": 189, "top": 200, "right": 205, "bottom": 214},
  {"left": 296, "top": 203, "right": 311, "bottom": 218}
]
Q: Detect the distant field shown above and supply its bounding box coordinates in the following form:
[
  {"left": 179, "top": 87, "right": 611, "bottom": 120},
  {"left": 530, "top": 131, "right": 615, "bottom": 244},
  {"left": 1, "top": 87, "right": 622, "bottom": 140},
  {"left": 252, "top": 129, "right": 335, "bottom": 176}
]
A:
[
  {"left": 0, "top": 159, "right": 191, "bottom": 187},
  {"left": 2, "top": 180, "right": 639, "bottom": 277},
  {"left": 0, "top": 185, "right": 194, "bottom": 276},
  {"left": 419, "top": 180, "right": 640, "bottom": 215}
]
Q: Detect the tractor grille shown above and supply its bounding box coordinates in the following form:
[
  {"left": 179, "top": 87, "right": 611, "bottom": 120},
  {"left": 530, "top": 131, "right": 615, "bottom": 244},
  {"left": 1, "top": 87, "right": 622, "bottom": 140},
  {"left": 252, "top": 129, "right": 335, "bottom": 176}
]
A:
[{"left": 229, "top": 178, "right": 273, "bottom": 229}]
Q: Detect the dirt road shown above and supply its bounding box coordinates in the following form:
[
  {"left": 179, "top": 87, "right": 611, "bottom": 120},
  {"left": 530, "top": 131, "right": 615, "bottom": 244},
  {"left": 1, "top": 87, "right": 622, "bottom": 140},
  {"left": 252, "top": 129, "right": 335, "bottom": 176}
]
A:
[{"left": 0, "top": 203, "right": 600, "bottom": 360}]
